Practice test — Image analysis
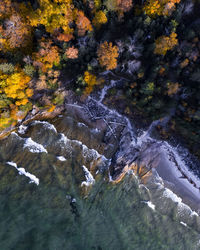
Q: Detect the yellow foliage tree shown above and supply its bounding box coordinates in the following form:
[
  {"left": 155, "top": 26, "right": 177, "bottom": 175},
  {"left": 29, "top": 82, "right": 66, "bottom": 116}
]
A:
[
  {"left": 83, "top": 71, "right": 104, "bottom": 94},
  {"left": 0, "top": 68, "right": 33, "bottom": 129},
  {"left": 0, "top": 70, "right": 32, "bottom": 104},
  {"left": 97, "top": 41, "right": 119, "bottom": 70},
  {"left": 154, "top": 32, "right": 178, "bottom": 55},
  {"left": 28, "top": 0, "right": 74, "bottom": 36},
  {"left": 92, "top": 11, "right": 107, "bottom": 28},
  {"left": 94, "top": 0, "right": 102, "bottom": 9},
  {"left": 84, "top": 71, "right": 97, "bottom": 94},
  {"left": 143, "top": 0, "right": 181, "bottom": 17}
]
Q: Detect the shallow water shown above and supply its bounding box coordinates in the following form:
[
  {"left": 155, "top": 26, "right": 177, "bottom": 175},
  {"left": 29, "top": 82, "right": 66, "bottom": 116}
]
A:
[{"left": 0, "top": 118, "right": 200, "bottom": 250}]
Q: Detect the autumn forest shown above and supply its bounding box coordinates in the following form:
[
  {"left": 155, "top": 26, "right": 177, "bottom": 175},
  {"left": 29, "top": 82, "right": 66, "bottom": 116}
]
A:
[{"left": 0, "top": 0, "right": 200, "bottom": 157}]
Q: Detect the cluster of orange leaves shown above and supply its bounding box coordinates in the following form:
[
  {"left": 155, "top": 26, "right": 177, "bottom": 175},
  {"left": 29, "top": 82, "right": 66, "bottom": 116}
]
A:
[
  {"left": 116, "top": 0, "right": 133, "bottom": 13},
  {"left": 1, "top": 14, "right": 31, "bottom": 51},
  {"left": 180, "top": 58, "right": 189, "bottom": 68},
  {"left": 65, "top": 46, "right": 79, "bottom": 59},
  {"left": 143, "top": 0, "right": 181, "bottom": 16},
  {"left": 35, "top": 70, "right": 60, "bottom": 91},
  {"left": 167, "top": 82, "right": 179, "bottom": 96},
  {"left": 154, "top": 32, "right": 178, "bottom": 55},
  {"left": 0, "top": 0, "right": 32, "bottom": 51},
  {"left": 105, "top": 0, "right": 133, "bottom": 16},
  {"left": 74, "top": 10, "right": 93, "bottom": 36},
  {"left": 56, "top": 33, "right": 74, "bottom": 43},
  {"left": 97, "top": 41, "right": 119, "bottom": 70},
  {"left": 0, "top": 0, "right": 12, "bottom": 19},
  {"left": 33, "top": 40, "right": 60, "bottom": 72}
]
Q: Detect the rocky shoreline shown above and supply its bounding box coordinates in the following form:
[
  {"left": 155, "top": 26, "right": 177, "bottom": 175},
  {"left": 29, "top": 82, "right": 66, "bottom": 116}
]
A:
[
  {"left": 53, "top": 91, "right": 200, "bottom": 213},
  {"left": 0, "top": 104, "right": 65, "bottom": 140},
  {"left": 1, "top": 89, "right": 200, "bottom": 214}
]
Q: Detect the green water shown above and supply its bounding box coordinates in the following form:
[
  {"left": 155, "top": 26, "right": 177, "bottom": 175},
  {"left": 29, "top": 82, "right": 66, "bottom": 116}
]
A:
[
  {"left": 0, "top": 166, "right": 199, "bottom": 250},
  {"left": 0, "top": 120, "right": 200, "bottom": 250}
]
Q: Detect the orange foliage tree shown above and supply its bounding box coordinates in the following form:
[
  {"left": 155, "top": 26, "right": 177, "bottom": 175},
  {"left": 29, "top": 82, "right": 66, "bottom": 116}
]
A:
[
  {"left": 167, "top": 82, "right": 179, "bottom": 96},
  {"left": 154, "top": 32, "right": 178, "bottom": 55},
  {"left": 65, "top": 46, "right": 79, "bottom": 59},
  {"left": 74, "top": 10, "right": 93, "bottom": 36},
  {"left": 1, "top": 13, "right": 32, "bottom": 51},
  {"left": 56, "top": 33, "right": 74, "bottom": 43},
  {"left": 105, "top": 0, "right": 133, "bottom": 14},
  {"left": 33, "top": 40, "right": 60, "bottom": 72},
  {"left": 116, "top": 0, "right": 133, "bottom": 13},
  {"left": 0, "top": 0, "right": 13, "bottom": 19},
  {"left": 97, "top": 41, "right": 119, "bottom": 70}
]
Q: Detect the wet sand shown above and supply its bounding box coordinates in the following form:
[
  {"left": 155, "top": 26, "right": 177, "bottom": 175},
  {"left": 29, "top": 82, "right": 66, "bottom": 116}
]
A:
[{"left": 153, "top": 146, "right": 200, "bottom": 212}]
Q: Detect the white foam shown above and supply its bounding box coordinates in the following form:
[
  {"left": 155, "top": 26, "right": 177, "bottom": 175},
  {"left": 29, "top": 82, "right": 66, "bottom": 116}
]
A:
[
  {"left": 163, "top": 188, "right": 183, "bottom": 204},
  {"left": 57, "top": 156, "right": 67, "bottom": 161},
  {"left": 18, "top": 125, "right": 28, "bottom": 134},
  {"left": 191, "top": 211, "right": 199, "bottom": 217},
  {"left": 59, "top": 133, "right": 70, "bottom": 146},
  {"left": 18, "top": 168, "right": 39, "bottom": 185},
  {"left": 81, "top": 165, "right": 95, "bottom": 187},
  {"left": 7, "top": 161, "right": 17, "bottom": 168},
  {"left": 24, "top": 138, "right": 47, "bottom": 153},
  {"left": 59, "top": 133, "right": 103, "bottom": 161},
  {"left": 142, "top": 201, "right": 155, "bottom": 210},
  {"left": 108, "top": 171, "right": 113, "bottom": 182},
  {"left": 7, "top": 161, "right": 39, "bottom": 185},
  {"left": 147, "top": 201, "right": 155, "bottom": 210},
  {"left": 158, "top": 182, "right": 200, "bottom": 217},
  {"left": 82, "top": 144, "right": 100, "bottom": 160},
  {"left": 34, "top": 120, "right": 57, "bottom": 133},
  {"left": 180, "top": 221, "right": 187, "bottom": 227}
]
